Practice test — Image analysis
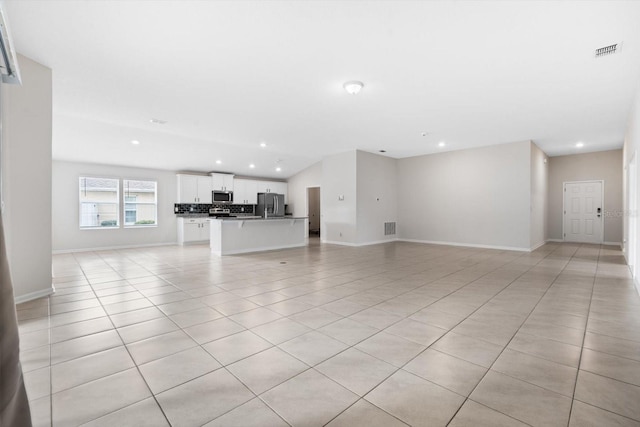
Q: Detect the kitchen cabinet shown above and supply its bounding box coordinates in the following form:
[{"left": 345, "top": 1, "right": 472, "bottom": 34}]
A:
[
  {"left": 177, "top": 217, "right": 210, "bottom": 244},
  {"left": 256, "top": 181, "right": 288, "bottom": 203},
  {"left": 177, "top": 174, "right": 212, "bottom": 203},
  {"left": 234, "top": 179, "right": 258, "bottom": 204},
  {"left": 211, "top": 173, "right": 234, "bottom": 192}
]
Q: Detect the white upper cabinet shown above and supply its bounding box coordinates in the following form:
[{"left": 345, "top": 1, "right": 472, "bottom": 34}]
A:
[
  {"left": 177, "top": 174, "right": 213, "bottom": 203},
  {"left": 234, "top": 179, "right": 259, "bottom": 205},
  {"left": 211, "top": 173, "right": 234, "bottom": 192},
  {"left": 256, "top": 181, "right": 288, "bottom": 203},
  {"left": 270, "top": 182, "right": 288, "bottom": 200},
  {"left": 197, "top": 176, "right": 213, "bottom": 203},
  {"left": 178, "top": 174, "right": 286, "bottom": 205}
]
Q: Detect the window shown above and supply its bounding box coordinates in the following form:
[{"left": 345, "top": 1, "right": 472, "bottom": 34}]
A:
[
  {"left": 123, "top": 179, "right": 157, "bottom": 226},
  {"left": 125, "top": 195, "right": 137, "bottom": 224},
  {"left": 79, "top": 177, "right": 119, "bottom": 228}
]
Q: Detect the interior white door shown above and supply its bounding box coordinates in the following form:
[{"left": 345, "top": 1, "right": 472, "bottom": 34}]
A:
[{"left": 563, "top": 181, "right": 603, "bottom": 244}]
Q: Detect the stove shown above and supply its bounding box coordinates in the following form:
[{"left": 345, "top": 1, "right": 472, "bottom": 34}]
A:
[{"left": 209, "top": 208, "right": 233, "bottom": 218}]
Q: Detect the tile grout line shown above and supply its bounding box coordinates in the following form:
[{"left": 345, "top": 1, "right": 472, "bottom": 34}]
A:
[
  {"left": 442, "top": 243, "right": 587, "bottom": 426},
  {"left": 91, "top": 251, "right": 297, "bottom": 427},
  {"left": 566, "top": 245, "right": 620, "bottom": 426},
  {"left": 321, "top": 246, "right": 561, "bottom": 426},
  {"left": 567, "top": 245, "right": 638, "bottom": 425},
  {"left": 31, "top": 242, "right": 633, "bottom": 426},
  {"left": 68, "top": 251, "right": 175, "bottom": 427}
]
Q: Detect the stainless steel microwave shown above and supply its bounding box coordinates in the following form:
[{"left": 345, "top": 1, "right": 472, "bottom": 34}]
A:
[{"left": 212, "top": 191, "right": 233, "bottom": 204}]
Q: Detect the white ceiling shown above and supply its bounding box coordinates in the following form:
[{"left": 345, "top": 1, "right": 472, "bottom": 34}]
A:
[{"left": 5, "top": 0, "right": 640, "bottom": 178}]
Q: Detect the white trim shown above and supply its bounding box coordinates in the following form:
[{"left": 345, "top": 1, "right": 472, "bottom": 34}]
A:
[
  {"left": 529, "top": 240, "right": 547, "bottom": 251},
  {"left": 14, "top": 286, "right": 55, "bottom": 304},
  {"left": 53, "top": 241, "right": 177, "bottom": 254},
  {"left": 212, "top": 242, "right": 307, "bottom": 256},
  {"left": 546, "top": 238, "right": 564, "bottom": 243},
  {"left": 322, "top": 238, "right": 398, "bottom": 247},
  {"left": 178, "top": 240, "right": 209, "bottom": 246},
  {"left": 398, "top": 238, "right": 531, "bottom": 252},
  {"left": 603, "top": 241, "right": 623, "bottom": 248},
  {"left": 635, "top": 276, "right": 640, "bottom": 297},
  {"left": 562, "top": 180, "right": 605, "bottom": 244}
]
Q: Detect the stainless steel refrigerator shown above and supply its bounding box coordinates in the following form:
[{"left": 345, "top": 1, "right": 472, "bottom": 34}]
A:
[{"left": 257, "top": 193, "right": 285, "bottom": 218}]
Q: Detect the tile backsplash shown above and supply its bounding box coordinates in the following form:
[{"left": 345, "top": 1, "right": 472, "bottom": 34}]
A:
[{"left": 174, "top": 203, "right": 256, "bottom": 215}]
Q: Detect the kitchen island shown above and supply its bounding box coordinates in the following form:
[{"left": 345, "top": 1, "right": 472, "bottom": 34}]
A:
[{"left": 208, "top": 217, "right": 307, "bottom": 256}]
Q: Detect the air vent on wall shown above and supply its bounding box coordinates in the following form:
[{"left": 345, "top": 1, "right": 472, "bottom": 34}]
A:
[
  {"left": 384, "top": 222, "right": 396, "bottom": 236},
  {"left": 595, "top": 43, "right": 621, "bottom": 58}
]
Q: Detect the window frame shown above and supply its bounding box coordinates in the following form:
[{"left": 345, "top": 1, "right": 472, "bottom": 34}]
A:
[
  {"left": 122, "top": 179, "right": 158, "bottom": 228},
  {"left": 78, "top": 176, "right": 120, "bottom": 229}
]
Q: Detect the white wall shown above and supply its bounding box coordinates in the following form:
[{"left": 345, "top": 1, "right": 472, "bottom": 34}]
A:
[
  {"left": 530, "top": 143, "right": 548, "bottom": 249},
  {"left": 286, "top": 161, "right": 321, "bottom": 218},
  {"left": 356, "top": 150, "right": 398, "bottom": 244},
  {"left": 321, "top": 151, "right": 357, "bottom": 244},
  {"left": 623, "top": 81, "right": 640, "bottom": 292},
  {"left": 52, "top": 160, "right": 178, "bottom": 252},
  {"left": 547, "top": 150, "right": 623, "bottom": 243},
  {"left": 1, "top": 54, "right": 53, "bottom": 302},
  {"left": 397, "top": 141, "right": 532, "bottom": 251}
]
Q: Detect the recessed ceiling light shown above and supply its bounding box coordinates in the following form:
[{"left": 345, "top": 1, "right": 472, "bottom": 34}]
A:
[
  {"left": 276, "top": 167, "right": 282, "bottom": 172},
  {"left": 249, "top": 164, "right": 255, "bottom": 169},
  {"left": 215, "top": 160, "right": 222, "bottom": 164},
  {"left": 343, "top": 80, "right": 364, "bottom": 95},
  {"left": 438, "top": 141, "right": 446, "bottom": 147},
  {"left": 150, "top": 118, "right": 167, "bottom": 125},
  {"left": 260, "top": 142, "right": 267, "bottom": 148},
  {"left": 576, "top": 142, "right": 584, "bottom": 148},
  {"left": 131, "top": 140, "right": 140, "bottom": 145}
]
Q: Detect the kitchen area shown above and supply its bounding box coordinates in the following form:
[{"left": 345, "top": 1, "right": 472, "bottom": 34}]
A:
[{"left": 175, "top": 172, "right": 307, "bottom": 255}]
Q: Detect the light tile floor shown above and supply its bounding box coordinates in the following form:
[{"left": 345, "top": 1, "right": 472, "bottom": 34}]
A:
[{"left": 16, "top": 240, "right": 640, "bottom": 426}]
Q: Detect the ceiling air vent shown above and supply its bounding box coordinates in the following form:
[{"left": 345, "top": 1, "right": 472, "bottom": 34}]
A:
[{"left": 595, "top": 43, "right": 621, "bottom": 58}]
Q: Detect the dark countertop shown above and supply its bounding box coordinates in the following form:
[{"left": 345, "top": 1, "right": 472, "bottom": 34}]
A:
[
  {"left": 208, "top": 216, "right": 307, "bottom": 221},
  {"left": 176, "top": 213, "right": 210, "bottom": 218}
]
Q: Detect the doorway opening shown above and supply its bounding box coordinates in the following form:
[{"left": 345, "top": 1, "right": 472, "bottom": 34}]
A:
[
  {"left": 563, "top": 180, "right": 604, "bottom": 244},
  {"left": 307, "top": 187, "right": 320, "bottom": 238}
]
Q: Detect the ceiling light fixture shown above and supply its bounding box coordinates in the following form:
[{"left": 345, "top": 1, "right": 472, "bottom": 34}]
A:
[
  {"left": 576, "top": 142, "right": 584, "bottom": 148},
  {"left": 249, "top": 164, "right": 255, "bottom": 169},
  {"left": 215, "top": 160, "right": 222, "bottom": 164},
  {"left": 260, "top": 142, "right": 267, "bottom": 148},
  {"left": 276, "top": 167, "right": 282, "bottom": 172},
  {"left": 150, "top": 118, "right": 167, "bottom": 125},
  {"left": 438, "top": 141, "right": 445, "bottom": 147},
  {"left": 343, "top": 80, "right": 364, "bottom": 95},
  {"left": 131, "top": 140, "right": 140, "bottom": 145}
]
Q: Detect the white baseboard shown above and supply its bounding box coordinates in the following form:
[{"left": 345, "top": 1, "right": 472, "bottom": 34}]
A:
[
  {"left": 14, "top": 286, "right": 55, "bottom": 304},
  {"left": 214, "top": 242, "right": 307, "bottom": 256},
  {"left": 530, "top": 241, "right": 547, "bottom": 251},
  {"left": 546, "top": 239, "right": 622, "bottom": 249},
  {"left": 398, "top": 238, "right": 531, "bottom": 252},
  {"left": 635, "top": 277, "right": 640, "bottom": 297},
  {"left": 53, "top": 241, "right": 178, "bottom": 254},
  {"left": 322, "top": 238, "right": 398, "bottom": 247}
]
